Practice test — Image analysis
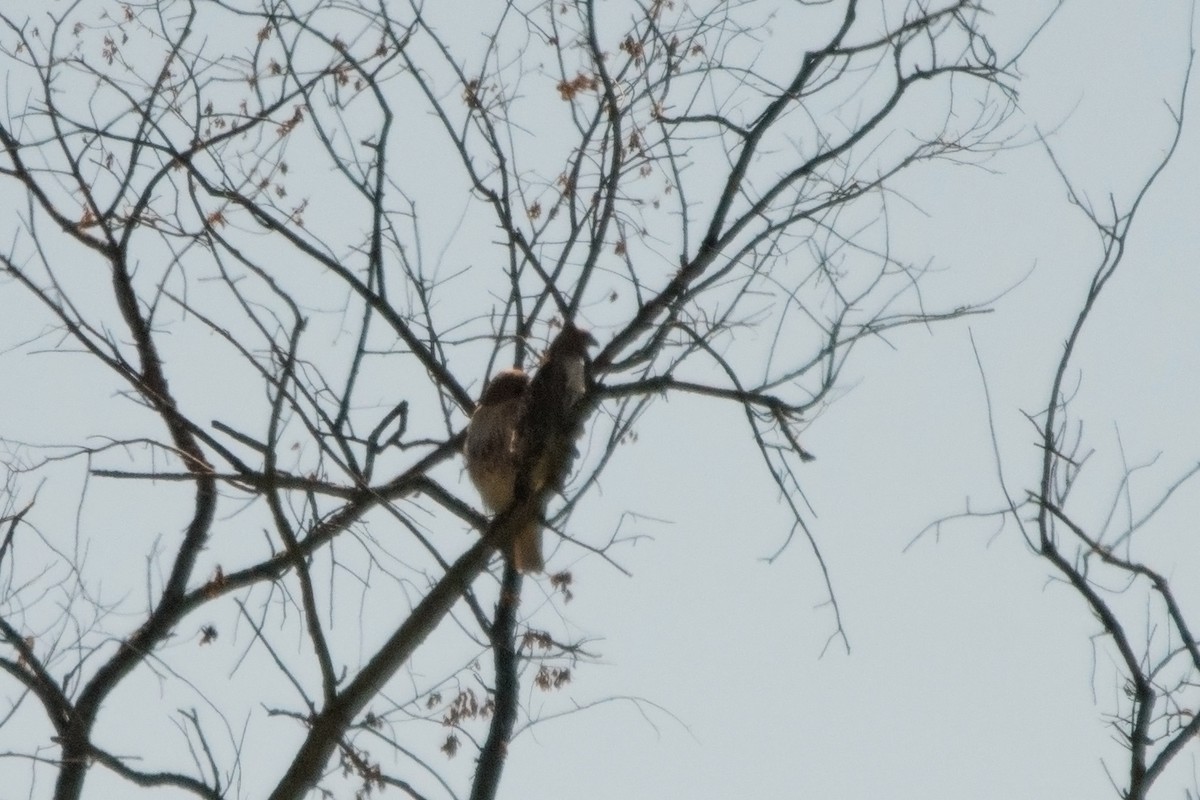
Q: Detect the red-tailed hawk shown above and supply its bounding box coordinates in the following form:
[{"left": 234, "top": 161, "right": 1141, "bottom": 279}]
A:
[
  {"left": 464, "top": 368, "right": 536, "bottom": 568},
  {"left": 464, "top": 324, "right": 597, "bottom": 572}
]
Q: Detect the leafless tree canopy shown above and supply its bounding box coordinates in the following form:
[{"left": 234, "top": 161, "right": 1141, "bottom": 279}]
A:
[{"left": 0, "top": 1, "right": 1037, "bottom": 798}]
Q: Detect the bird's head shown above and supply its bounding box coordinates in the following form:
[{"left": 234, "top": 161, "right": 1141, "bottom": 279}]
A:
[
  {"left": 478, "top": 368, "right": 529, "bottom": 406},
  {"left": 549, "top": 322, "right": 598, "bottom": 358}
]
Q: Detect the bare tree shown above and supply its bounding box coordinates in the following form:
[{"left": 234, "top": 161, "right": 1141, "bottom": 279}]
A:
[
  {"left": 957, "top": 44, "right": 1200, "bottom": 800},
  {"left": 0, "top": 1, "right": 1031, "bottom": 798}
]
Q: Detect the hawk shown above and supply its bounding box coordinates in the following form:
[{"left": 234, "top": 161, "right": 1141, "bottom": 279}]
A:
[
  {"left": 464, "top": 324, "right": 597, "bottom": 572},
  {"left": 464, "top": 367, "right": 535, "bottom": 568}
]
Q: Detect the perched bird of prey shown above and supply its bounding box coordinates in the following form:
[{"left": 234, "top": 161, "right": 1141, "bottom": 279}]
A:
[
  {"left": 464, "top": 368, "right": 534, "bottom": 567},
  {"left": 464, "top": 323, "right": 597, "bottom": 572}
]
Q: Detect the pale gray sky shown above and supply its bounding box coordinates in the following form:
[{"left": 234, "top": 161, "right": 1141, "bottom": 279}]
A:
[{"left": 0, "top": 1, "right": 1198, "bottom": 799}]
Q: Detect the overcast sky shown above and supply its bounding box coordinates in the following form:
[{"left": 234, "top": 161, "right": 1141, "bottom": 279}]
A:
[{"left": 1, "top": 2, "right": 1198, "bottom": 799}]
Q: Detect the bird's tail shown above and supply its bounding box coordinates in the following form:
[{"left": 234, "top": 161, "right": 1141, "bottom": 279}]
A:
[{"left": 511, "top": 521, "right": 543, "bottom": 573}]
